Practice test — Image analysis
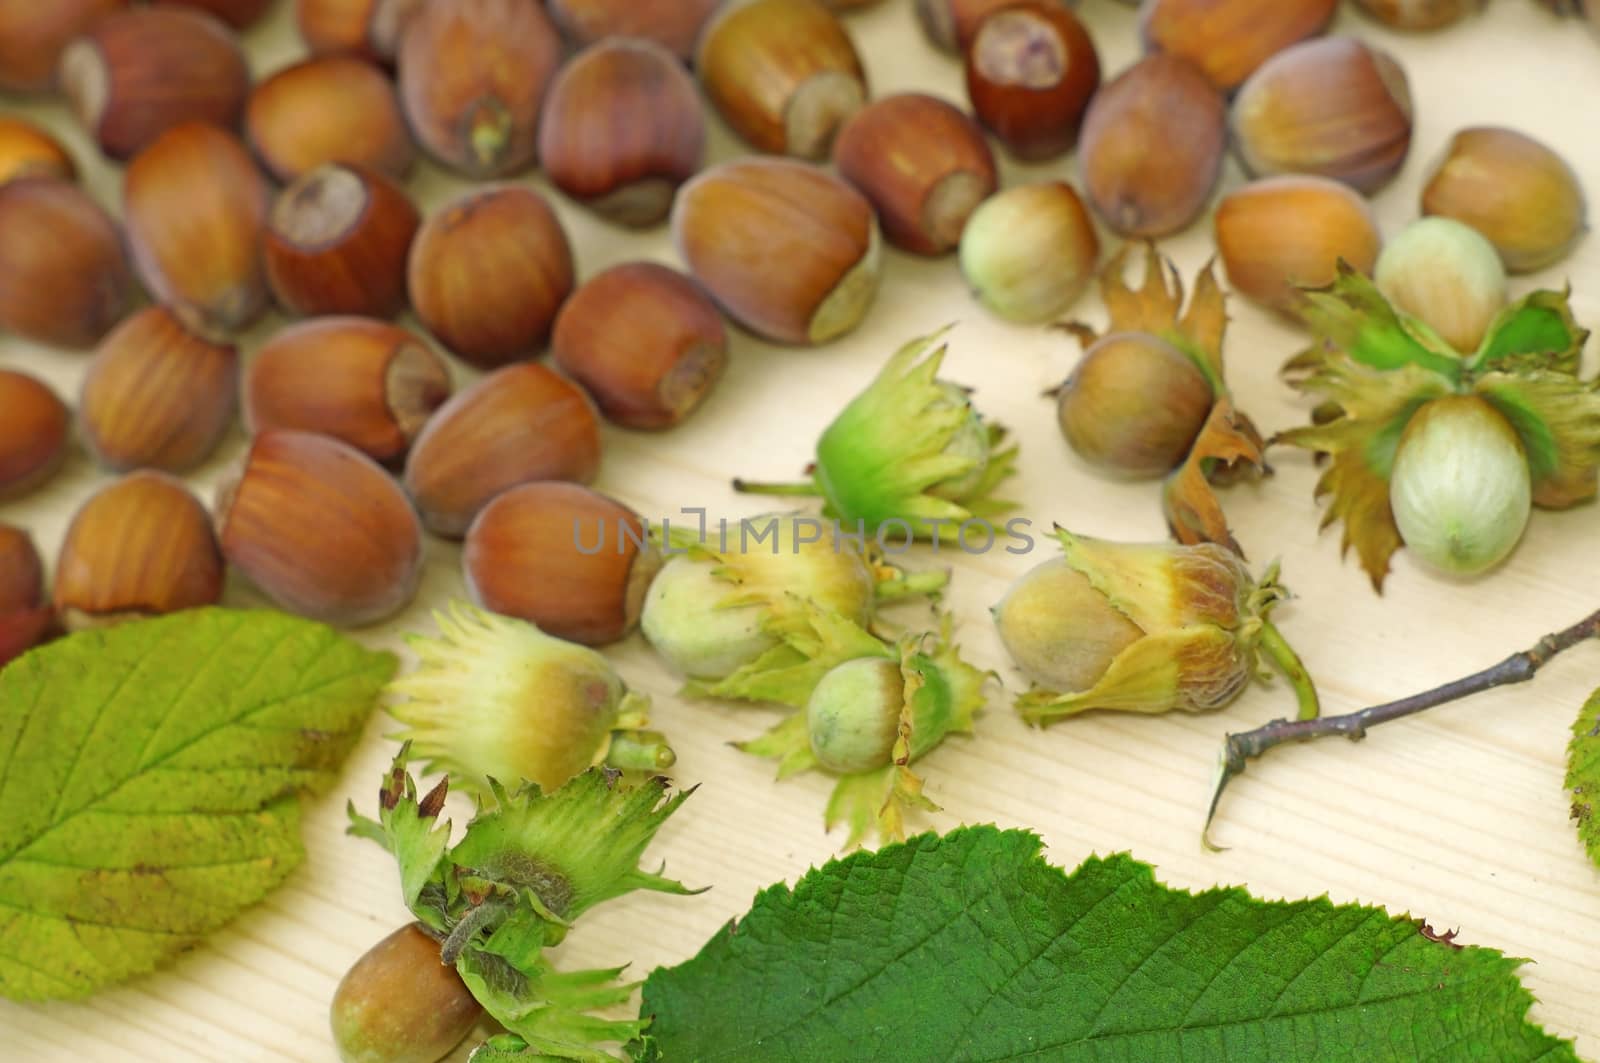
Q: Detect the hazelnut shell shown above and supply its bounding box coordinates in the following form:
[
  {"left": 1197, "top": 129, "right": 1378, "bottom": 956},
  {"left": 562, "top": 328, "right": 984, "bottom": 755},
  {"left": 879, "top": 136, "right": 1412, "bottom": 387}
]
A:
[
  {"left": 544, "top": 0, "right": 723, "bottom": 62},
  {"left": 551, "top": 262, "right": 728, "bottom": 430},
  {"left": 0, "top": 0, "right": 127, "bottom": 94},
  {"left": 0, "top": 524, "right": 44, "bottom": 613},
  {"left": 123, "top": 122, "right": 270, "bottom": 337},
  {"left": 0, "top": 369, "right": 71, "bottom": 500},
  {"left": 80, "top": 306, "right": 240, "bottom": 473},
  {"left": 964, "top": 1, "right": 1101, "bottom": 162},
  {"left": 0, "top": 117, "right": 78, "bottom": 186},
  {"left": 406, "top": 186, "right": 575, "bottom": 368},
  {"left": 246, "top": 55, "right": 415, "bottom": 182},
  {"left": 914, "top": 0, "right": 1075, "bottom": 53},
  {"left": 160, "top": 0, "right": 275, "bottom": 29},
  {"left": 672, "top": 157, "right": 881, "bottom": 346},
  {"left": 404, "top": 363, "right": 603, "bottom": 538},
  {"left": 295, "top": 0, "right": 424, "bottom": 62},
  {"left": 1139, "top": 0, "right": 1337, "bottom": 91},
  {"left": 0, "top": 178, "right": 133, "bottom": 350},
  {"left": 217, "top": 429, "right": 424, "bottom": 626}
]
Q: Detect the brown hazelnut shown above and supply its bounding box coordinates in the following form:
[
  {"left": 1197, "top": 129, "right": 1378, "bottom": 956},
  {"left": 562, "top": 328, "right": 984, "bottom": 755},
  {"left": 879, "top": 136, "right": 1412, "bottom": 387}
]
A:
[
  {"left": 0, "top": 117, "right": 77, "bottom": 187},
  {"left": 672, "top": 158, "right": 881, "bottom": 345},
  {"left": 59, "top": 7, "right": 250, "bottom": 161},
  {"left": 403, "top": 363, "right": 602, "bottom": 538},
  {"left": 406, "top": 186, "right": 575, "bottom": 368},
  {"left": 1056, "top": 333, "right": 1214, "bottom": 478},
  {"left": 397, "top": 0, "right": 561, "bottom": 178},
  {"left": 245, "top": 317, "right": 452, "bottom": 464},
  {"left": 1214, "top": 175, "right": 1383, "bottom": 316},
  {"left": 1139, "top": 0, "right": 1337, "bottom": 91},
  {"left": 0, "top": 523, "right": 50, "bottom": 667},
  {"left": 964, "top": 1, "right": 1100, "bottom": 162},
  {"left": 833, "top": 94, "right": 996, "bottom": 256},
  {"left": 216, "top": 429, "right": 424, "bottom": 626},
  {"left": 1421, "top": 127, "right": 1588, "bottom": 273},
  {"left": 265, "top": 163, "right": 420, "bottom": 320},
  {"left": 464, "top": 482, "right": 663, "bottom": 646},
  {"left": 545, "top": 0, "right": 723, "bottom": 62},
  {"left": 0, "top": 0, "right": 127, "bottom": 94},
  {"left": 295, "top": 0, "right": 423, "bottom": 62},
  {"left": 0, "top": 178, "right": 132, "bottom": 350},
  {"left": 246, "top": 56, "right": 415, "bottom": 182},
  {"left": 124, "top": 122, "right": 270, "bottom": 337},
  {"left": 551, "top": 263, "right": 728, "bottom": 430},
  {"left": 53, "top": 471, "right": 225, "bottom": 630},
  {"left": 914, "top": 0, "right": 1075, "bottom": 53},
  {"left": 80, "top": 306, "right": 240, "bottom": 473},
  {"left": 0, "top": 369, "right": 70, "bottom": 500},
  {"left": 1352, "top": 0, "right": 1484, "bottom": 30},
  {"left": 1231, "top": 36, "right": 1413, "bottom": 194},
  {"left": 157, "top": 0, "right": 274, "bottom": 29},
  {"left": 696, "top": 0, "right": 867, "bottom": 160},
  {"left": 1079, "top": 54, "right": 1226, "bottom": 237},
  {"left": 538, "top": 39, "right": 706, "bottom": 227}
]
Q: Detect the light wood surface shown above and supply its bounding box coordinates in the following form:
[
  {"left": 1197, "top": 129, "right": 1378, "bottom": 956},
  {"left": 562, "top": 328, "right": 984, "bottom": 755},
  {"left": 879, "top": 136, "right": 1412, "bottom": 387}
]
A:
[{"left": 4, "top": 1, "right": 1600, "bottom": 1059}]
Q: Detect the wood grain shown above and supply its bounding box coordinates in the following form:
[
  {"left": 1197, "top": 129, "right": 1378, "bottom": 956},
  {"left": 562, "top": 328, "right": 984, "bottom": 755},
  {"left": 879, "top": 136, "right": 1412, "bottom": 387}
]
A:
[{"left": 2, "top": 1, "right": 1598, "bottom": 1059}]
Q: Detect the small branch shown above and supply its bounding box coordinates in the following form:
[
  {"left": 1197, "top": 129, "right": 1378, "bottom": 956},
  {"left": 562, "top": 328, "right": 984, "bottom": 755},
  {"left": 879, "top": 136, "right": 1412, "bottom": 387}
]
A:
[
  {"left": 1203, "top": 605, "right": 1600, "bottom": 848},
  {"left": 1257, "top": 620, "right": 1320, "bottom": 722},
  {"left": 731, "top": 478, "right": 819, "bottom": 497}
]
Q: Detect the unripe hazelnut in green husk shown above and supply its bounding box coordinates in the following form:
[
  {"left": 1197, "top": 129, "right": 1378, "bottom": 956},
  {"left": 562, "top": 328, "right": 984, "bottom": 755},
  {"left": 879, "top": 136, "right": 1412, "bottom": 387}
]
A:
[
  {"left": 1055, "top": 332, "right": 1214, "bottom": 479},
  {"left": 330, "top": 923, "right": 483, "bottom": 1063},
  {"left": 807, "top": 657, "right": 904, "bottom": 774},
  {"left": 1375, "top": 217, "right": 1505, "bottom": 354},
  {"left": 993, "top": 557, "right": 1144, "bottom": 693},
  {"left": 1389, "top": 394, "right": 1531, "bottom": 576}
]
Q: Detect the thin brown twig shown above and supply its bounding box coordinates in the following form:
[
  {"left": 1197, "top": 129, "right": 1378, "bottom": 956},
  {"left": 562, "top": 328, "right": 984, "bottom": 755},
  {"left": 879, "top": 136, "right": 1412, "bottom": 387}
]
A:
[{"left": 1203, "top": 606, "right": 1600, "bottom": 848}]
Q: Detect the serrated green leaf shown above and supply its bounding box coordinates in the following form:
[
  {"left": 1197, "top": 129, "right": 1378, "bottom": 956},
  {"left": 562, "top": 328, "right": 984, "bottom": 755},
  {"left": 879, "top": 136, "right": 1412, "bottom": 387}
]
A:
[
  {"left": 1471, "top": 289, "right": 1589, "bottom": 376},
  {"left": 0, "top": 608, "right": 395, "bottom": 1000},
  {"left": 1569, "top": 689, "right": 1600, "bottom": 870},
  {"left": 639, "top": 826, "right": 1576, "bottom": 1063},
  {"left": 1299, "top": 266, "right": 1464, "bottom": 381}
]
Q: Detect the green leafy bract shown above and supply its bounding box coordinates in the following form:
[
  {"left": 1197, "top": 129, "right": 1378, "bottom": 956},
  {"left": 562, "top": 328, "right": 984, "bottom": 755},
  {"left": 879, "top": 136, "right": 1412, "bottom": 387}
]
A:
[
  {"left": 1570, "top": 689, "right": 1600, "bottom": 870},
  {"left": 1471, "top": 288, "right": 1588, "bottom": 376},
  {"left": 351, "top": 750, "right": 697, "bottom": 1061},
  {"left": 0, "top": 608, "right": 394, "bottom": 1000},
  {"left": 1299, "top": 266, "right": 1463, "bottom": 380},
  {"left": 637, "top": 827, "right": 1576, "bottom": 1062}
]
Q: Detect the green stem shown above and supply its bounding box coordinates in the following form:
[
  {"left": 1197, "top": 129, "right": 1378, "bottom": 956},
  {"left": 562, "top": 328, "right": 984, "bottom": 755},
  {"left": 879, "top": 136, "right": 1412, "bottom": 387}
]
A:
[
  {"left": 1256, "top": 620, "right": 1320, "bottom": 722},
  {"left": 877, "top": 568, "right": 950, "bottom": 601},
  {"left": 731, "top": 478, "right": 820, "bottom": 498},
  {"left": 606, "top": 730, "right": 677, "bottom": 773}
]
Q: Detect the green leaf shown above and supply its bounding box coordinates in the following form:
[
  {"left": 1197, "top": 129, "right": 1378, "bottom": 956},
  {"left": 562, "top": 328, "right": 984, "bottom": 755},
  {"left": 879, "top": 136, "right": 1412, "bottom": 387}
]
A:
[
  {"left": 1569, "top": 689, "right": 1600, "bottom": 870},
  {"left": 1471, "top": 289, "right": 1589, "bottom": 376},
  {"left": 1475, "top": 370, "right": 1600, "bottom": 509},
  {"left": 0, "top": 608, "right": 394, "bottom": 1001},
  {"left": 639, "top": 827, "right": 1576, "bottom": 1063}
]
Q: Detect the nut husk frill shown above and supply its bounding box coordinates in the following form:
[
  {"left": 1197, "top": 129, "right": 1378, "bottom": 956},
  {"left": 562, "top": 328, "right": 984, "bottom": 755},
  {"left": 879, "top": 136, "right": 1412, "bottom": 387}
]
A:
[
  {"left": 832, "top": 93, "right": 997, "bottom": 256},
  {"left": 1139, "top": 0, "right": 1337, "bottom": 91},
  {"left": 464, "top": 482, "right": 663, "bottom": 646},
  {"left": 397, "top": 0, "right": 560, "bottom": 178},
  {"left": 964, "top": 1, "right": 1101, "bottom": 161},
  {"left": 246, "top": 55, "right": 416, "bottom": 182},
  {"left": 245, "top": 317, "right": 452, "bottom": 464},
  {"left": 53, "top": 471, "right": 225, "bottom": 630},
  {"left": 959, "top": 182, "right": 1099, "bottom": 324},
  {"left": 265, "top": 163, "right": 421, "bottom": 320},
  {"left": 217, "top": 429, "right": 425, "bottom": 626},
  {"left": 0, "top": 117, "right": 77, "bottom": 187},
  {"left": 1214, "top": 175, "right": 1383, "bottom": 317},
  {"left": 403, "top": 363, "right": 603, "bottom": 538},
  {"left": 59, "top": 7, "right": 251, "bottom": 160},
  {"left": 0, "top": 178, "right": 133, "bottom": 351},
  {"left": 329, "top": 924, "right": 483, "bottom": 1063},
  {"left": 80, "top": 306, "right": 240, "bottom": 473},
  {"left": 1078, "top": 54, "right": 1226, "bottom": 237},
  {"left": 537, "top": 38, "right": 706, "bottom": 228},
  {"left": 545, "top": 0, "right": 723, "bottom": 62},
  {"left": 1374, "top": 217, "right": 1506, "bottom": 354},
  {"left": 296, "top": 0, "right": 424, "bottom": 62},
  {"left": 1231, "top": 36, "right": 1413, "bottom": 194},
  {"left": 550, "top": 262, "right": 728, "bottom": 430},
  {"left": 123, "top": 122, "right": 270, "bottom": 337},
  {"left": 696, "top": 0, "right": 867, "bottom": 160},
  {"left": 672, "top": 158, "right": 881, "bottom": 346},
  {"left": 0, "top": 369, "right": 70, "bottom": 500},
  {"left": 407, "top": 186, "right": 575, "bottom": 368},
  {"left": 1389, "top": 395, "right": 1531, "bottom": 576},
  {"left": 1056, "top": 332, "right": 1214, "bottom": 479},
  {"left": 1421, "top": 126, "right": 1588, "bottom": 273}
]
